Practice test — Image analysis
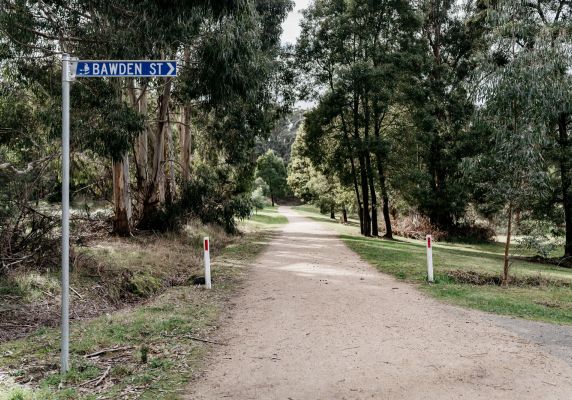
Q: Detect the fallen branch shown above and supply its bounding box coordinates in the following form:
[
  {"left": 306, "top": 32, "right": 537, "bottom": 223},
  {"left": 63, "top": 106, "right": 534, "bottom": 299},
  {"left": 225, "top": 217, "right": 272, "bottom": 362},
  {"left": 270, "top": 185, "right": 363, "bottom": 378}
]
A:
[
  {"left": 85, "top": 346, "right": 133, "bottom": 358},
  {"left": 0, "top": 156, "right": 52, "bottom": 175},
  {"left": 184, "top": 335, "right": 226, "bottom": 345},
  {"left": 161, "top": 332, "right": 225, "bottom": 346},
  {"left": 80, "top": 365, "right": 111, "bottom": 387},
  {"left": 70, "top": 286, "right": 83, "bottom": 299},
  {"left": 94, "top": 365, "right": 111, "bottom": 386}
]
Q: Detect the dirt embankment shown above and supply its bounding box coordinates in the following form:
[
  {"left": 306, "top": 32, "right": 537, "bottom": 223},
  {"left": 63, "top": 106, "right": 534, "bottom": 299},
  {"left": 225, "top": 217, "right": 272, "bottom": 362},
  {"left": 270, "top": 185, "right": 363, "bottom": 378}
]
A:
[{"left": 0, "top": 221, "right": 232, "bottom": 342}]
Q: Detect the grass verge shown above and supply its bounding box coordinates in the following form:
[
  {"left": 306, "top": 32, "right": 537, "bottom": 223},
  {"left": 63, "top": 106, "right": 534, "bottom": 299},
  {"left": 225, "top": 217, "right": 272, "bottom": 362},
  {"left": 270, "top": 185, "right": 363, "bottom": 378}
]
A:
[
  {"left": 294, "top": 205, "right": 572, "bottom": 325},
  {"left": 0, "top": 207, "right": 283, "bottom": 399}
]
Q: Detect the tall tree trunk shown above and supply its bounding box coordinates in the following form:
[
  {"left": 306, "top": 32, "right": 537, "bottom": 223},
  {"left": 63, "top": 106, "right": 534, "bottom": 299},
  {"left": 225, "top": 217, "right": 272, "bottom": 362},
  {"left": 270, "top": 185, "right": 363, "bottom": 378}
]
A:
[
  {"left": 180, "top": 105, "right": 192, "bottom": 182},
  {"left": 367, "top": 160, "right": 378, "bottom": 236},
  {"left": 180, "top": 47, "right": 192, "bottom": 182},
  {"left": 328, "top": 71, "right": 363, "bottom": 234},
  {"left": 373, "top": 108, "right": 393, "bottom": 239},
  {"left": 502, "top": 204, "right": 513, "bottom": 287},
  {"left": 342, "top": 127, "right": 363, "bottom": 234},
  {"left": 157, "top": 128, "right": 166, "bottom": 205},
  {"left": 129, "top": 81, "right": 148, "bottom": 193},
  {"left": 271, "top": 192, "right": 275, "bottom": 207},
  {"left": 112, "top": 79, "right": 133, "bottom": 235},
  {"left": 379, "top": 163, "right": 393, "bottom": 239},
  {"left": 558, "top": 114, "right": 572, "bottom": 257},
  {"left": 363, "top": 94, "right": 378, "bottom": 236},
  {"left": 342, "top": 207, "right": 348, "bottom": 224},
  {"left": 353, "top": 92, "right": 371, "bottom": 236},
  {"left": 112, "top": 153, "right": 131, "bottom": 236},
  {"left": 165, "top": 116, "right": 176, "bottom": 204},
  {"left": 330, "top": 206, "right": 335, "bottom": 220},
  {"left": 359, "top": 154, "right": 371, "bottom": 236},
  {"left": 139, "top": 78, "right": 172, "bottom": 228}
]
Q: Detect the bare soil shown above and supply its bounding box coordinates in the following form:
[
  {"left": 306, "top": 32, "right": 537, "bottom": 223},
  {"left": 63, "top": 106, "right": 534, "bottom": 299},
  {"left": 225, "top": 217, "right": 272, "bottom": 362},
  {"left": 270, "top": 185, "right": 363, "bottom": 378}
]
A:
[{"left": 188, "top": 207, "right": 572, "bottom": 399}]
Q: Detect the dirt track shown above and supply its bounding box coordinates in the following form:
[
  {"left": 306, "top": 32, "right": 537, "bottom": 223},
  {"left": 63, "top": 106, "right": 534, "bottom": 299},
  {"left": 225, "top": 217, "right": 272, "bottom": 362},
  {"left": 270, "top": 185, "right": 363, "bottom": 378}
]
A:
[{"left": 188, "top": 207, "right": 572, "bottom": 399}]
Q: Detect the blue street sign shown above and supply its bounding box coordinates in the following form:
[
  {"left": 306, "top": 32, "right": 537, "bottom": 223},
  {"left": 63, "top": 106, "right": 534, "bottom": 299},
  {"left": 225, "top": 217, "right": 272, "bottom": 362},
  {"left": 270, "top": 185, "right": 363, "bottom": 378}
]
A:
[{"left": 71, "top": 60, "right": 177, "bottom": 78}]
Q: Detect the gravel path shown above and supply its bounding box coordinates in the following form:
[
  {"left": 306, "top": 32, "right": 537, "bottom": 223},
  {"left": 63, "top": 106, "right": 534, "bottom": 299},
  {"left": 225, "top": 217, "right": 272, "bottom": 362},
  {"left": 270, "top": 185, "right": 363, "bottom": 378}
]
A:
[{"left": 188, "top": 207, "right": 572, "bottom": 399}]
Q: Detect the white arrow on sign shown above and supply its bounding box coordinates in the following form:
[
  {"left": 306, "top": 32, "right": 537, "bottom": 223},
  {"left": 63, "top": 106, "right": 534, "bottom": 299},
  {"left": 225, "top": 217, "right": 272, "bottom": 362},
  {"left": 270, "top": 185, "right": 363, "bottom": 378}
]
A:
[{"left": 166, "top": 62, "right": 176, "bottom": 76}]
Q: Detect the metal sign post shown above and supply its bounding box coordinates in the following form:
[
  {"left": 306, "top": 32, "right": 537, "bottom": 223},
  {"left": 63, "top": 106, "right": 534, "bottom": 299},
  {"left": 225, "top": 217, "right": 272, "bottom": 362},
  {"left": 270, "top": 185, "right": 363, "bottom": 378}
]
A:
[
  {"left": 60, "top": 53, "right": 71, "bottom": 373},
  {"left": 59, "top": 55, "right": 177, "bottom": 374}
]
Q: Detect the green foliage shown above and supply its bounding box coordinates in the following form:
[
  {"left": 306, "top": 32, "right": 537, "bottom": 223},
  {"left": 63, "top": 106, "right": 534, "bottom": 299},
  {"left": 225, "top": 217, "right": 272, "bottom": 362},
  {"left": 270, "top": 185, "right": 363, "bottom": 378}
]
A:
[
  {"left": 178, "top": 163, "right": 253, "bottom": 233},
  {"left": 251, "top": 178, "right": 270, "bottom": 211},
  {"left": 256, "top": 110, "right": 304, "bottom": 164},
  {"left": 517, "top": 219, "right": 565, "bottom": 259},
  {"left": 255, "top": 150, "right": 288, "bottom": 202},
  {"left": 403, "top": 0, "right": 488, "bottom": 228}
]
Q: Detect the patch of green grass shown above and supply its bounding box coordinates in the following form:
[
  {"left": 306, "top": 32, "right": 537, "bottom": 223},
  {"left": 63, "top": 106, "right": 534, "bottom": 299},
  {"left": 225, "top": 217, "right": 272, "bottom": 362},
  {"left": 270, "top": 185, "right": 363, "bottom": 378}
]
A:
[
  {"left": 249, "top": 206, "right": 288, "bottom": 225},
  {"left": 294, "top": 206, "right": 572, "bottom": 325},
  {"left": 0, "top": 217, "right": 279, "bottom": 399}
]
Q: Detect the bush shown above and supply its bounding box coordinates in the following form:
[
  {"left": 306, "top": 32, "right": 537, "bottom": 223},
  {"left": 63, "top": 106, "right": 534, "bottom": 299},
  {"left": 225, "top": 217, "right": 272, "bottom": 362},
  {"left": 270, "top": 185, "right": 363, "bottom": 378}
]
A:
[
  {"left": 392, "top": 212, "right": 496, "bottom": 243},
  {"left": 175, "top": 164, "right": 253, "bottom": 233},
  {"left": 251, "top": 187, "right": 268, "bottom": 212},
  {"left": 517, "top": 219, "right": 564, "bottom": 259}
]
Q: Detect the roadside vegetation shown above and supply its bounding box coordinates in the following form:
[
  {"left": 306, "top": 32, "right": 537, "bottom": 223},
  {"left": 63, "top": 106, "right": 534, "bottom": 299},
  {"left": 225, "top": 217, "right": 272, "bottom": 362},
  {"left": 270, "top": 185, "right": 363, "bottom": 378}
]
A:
[
  {"left": 288, "top": 0, "right": 572, "bottom": 288},
  {"left": 295, "top": 205, "right": 572, "bottom": 325},
  {"left": 0, "top": 209, "right": 283, "bottom": 400},
  {"left": 0, "top": 0, "right": 295, "bottom": 396}
]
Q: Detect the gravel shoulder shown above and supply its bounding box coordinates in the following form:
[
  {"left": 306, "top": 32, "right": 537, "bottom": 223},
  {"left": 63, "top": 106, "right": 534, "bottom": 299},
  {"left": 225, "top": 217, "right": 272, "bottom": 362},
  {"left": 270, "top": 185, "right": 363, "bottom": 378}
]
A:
[{"left": 188, "top": 207, "right": 572, "bottom": 399}]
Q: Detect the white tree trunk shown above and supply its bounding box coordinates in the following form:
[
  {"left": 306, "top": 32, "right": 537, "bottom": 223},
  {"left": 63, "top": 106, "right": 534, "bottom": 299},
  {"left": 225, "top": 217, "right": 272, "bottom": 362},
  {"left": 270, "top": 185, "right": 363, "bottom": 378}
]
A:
[{"left": 112, "top": 153, "right": 131, "bottom": 235}]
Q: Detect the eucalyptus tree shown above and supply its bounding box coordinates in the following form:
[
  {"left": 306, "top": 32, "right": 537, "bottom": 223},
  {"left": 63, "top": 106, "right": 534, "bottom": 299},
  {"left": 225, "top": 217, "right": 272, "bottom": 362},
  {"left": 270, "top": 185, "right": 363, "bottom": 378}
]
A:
[
  {"left": 466, "top": 0, "right": 572, "bottom": 282},
  {"left": 408, "top": 0, "right": 488, "bottom": 229},
  {"left": 256, "top": 150, "right": 288, "bottom": 207},
  {"left": 296, "top": 0, "right": 420, "bottom": 237},
  {"left": 0, "top": 0, "right": 224, "bottom": 233},
  {"left": 0, "top": 0, "right": 293, "bottom": 234},
  {"left": 517, "top": 0, "right": 572, "bottom": 258},
  {"left": 288, "top": 125, "right": 355, "bottom": 221},
  {"left": 479, "top": 0, "right": 572, "bottom": 258}
]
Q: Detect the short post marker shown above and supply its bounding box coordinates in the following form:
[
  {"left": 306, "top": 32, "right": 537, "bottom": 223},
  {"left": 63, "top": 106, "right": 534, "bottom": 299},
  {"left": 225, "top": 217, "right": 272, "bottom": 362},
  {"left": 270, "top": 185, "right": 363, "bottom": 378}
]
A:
[
  {"left": 204, "top": 237, "right": 211, "bottom": 289},
  {"left": 426, "top": 234, "right": 434, "bottom": 283}
]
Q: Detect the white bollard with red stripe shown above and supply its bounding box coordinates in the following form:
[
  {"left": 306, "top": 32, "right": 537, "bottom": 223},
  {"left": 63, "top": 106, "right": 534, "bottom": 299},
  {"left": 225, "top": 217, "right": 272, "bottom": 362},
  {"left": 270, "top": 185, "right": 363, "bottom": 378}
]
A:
[
  {"left": 204, "top": 237, "right": 212, "bottom": 289},
  {"left": 426, "top": 234, "right": 434, "bottom": 283}
]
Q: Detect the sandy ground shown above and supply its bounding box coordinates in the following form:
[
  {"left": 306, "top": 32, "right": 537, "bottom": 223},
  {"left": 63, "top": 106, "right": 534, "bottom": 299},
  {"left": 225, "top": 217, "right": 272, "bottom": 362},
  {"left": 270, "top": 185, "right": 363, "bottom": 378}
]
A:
[{"left": 187, "top": 207, "right": 572, "bottom": 399}]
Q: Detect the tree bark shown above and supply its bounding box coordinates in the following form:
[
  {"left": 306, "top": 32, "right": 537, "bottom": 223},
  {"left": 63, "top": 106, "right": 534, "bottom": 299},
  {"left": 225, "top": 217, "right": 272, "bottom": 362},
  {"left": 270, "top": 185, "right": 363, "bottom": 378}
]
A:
[
  {"left": 180, "top": 105, "right": 192, "bottom": 182},
  {"left": 558, "top": 114, "right": 572, "bottom": 257},
  {"left": 502, "top": 204, "right": 513, "bottom": 287},
  {"left": 112, "top": 153, "right": 131, "bottom": 236},
  {"left": 363, "top": 93, "right": 378, "bottom": 236},
  {"left": 373, "top": 107, "right": 393, "bottom": 239},
  {"left": 342, "top": 126, "right": 363, "bottom": 234},
  {"left": 379, "top": 164, "right": 393, "bottom": 239},
  {"left": 139, "top": 77, "right": 172, "bottom": 228},
  {"left": 165, "top": 117, "right": 176, "bottom": 204},
  {"left": 330, "top": 207, "right": 335, "bottom": 220},
  {"left": 130, "top": 82, "right": 148, "bottom": 193},
  {"left": 180, "top": 47, "right": 192, "bottom": 182},
  {"left": 353, "top": 92, "right": 371, "bottom": 236},
  {"left": 271, "top": 192, "right": 275, "bottom": 207},
  {"left": 359, "top": 154, "right": 371, "bottom": 236},
  {"left": 342, "top": 207, "right": 348, "bottom": 224}
]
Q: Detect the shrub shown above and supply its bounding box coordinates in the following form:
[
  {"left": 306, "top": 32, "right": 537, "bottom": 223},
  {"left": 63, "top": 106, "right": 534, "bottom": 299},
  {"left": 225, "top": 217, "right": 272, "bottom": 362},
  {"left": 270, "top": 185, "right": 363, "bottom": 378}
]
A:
[{"left": 175, "top": 164, "right": 253, "bottom": 233}]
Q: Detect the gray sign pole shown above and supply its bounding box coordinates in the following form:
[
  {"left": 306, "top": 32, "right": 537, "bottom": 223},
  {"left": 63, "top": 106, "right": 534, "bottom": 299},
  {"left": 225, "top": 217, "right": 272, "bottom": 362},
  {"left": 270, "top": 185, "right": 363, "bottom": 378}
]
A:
[
  {"left": 58, "top": 56, "right": 176, "bottom": 374},
  {"left": 61, "top": 53, "right": 71, "bottom": 373}
]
